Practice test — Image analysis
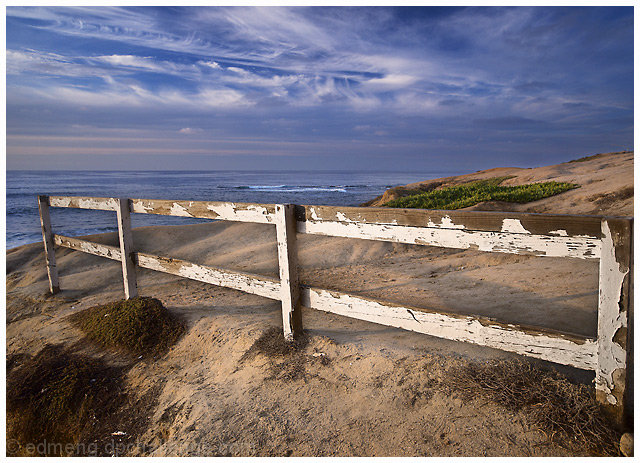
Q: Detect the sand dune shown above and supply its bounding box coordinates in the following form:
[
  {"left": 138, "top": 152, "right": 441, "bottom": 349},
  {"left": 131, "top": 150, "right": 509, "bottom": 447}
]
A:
[
  {"left": 365, "top": 151, "right": 633, "bottom": 216},
  {"left": 5, "top": 151, "right": 633, "bottom": 456}
]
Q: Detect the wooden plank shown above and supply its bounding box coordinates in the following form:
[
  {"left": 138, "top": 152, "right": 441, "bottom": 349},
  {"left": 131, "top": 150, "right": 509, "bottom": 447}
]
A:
[
  {"left": 595, "top": 218, "right": 633, "bottom": 425},
  {"left": 53, "top": 234, "right": 122, "bottom": 261},
  {"left": 275, "top": 204, "right": 303, "bottom": 340},
  {"left": 297, "top": 205, "right": 607, "bottom": 238},
  {"left": 135, "top": 251, "right": 281, "bottom": 300},
  {"left": 116, "top": 198, "right": 138, "bottom": 299},
  {"left": 130, "top": 199, "right": 276, "bottom": 223},
  {"left": 49, "top": 196, "right": 117, "bottom": 211},
  {"left": 37, "top": 196, "right": 60, "bottom": 294},
  {"left": 301, "top": 286, "right": 598, "bottom": 371},
  {"left": 298, "top": 220, "right": 601, "bottom": 259}
]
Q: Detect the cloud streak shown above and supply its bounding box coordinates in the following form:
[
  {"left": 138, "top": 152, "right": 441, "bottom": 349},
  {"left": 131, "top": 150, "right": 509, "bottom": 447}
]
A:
[{"left": 6, "top": 6, "right": 633, "bottom": 170}]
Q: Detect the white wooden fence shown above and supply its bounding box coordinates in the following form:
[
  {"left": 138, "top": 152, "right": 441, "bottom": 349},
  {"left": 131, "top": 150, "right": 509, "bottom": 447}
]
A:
[{"left": 37, "top": 195, "right": 632, "bottom": 423}]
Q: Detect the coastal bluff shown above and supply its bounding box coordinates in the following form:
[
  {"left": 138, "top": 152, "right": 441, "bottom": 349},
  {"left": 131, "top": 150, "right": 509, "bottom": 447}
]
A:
[{"left": 363, "top": 151, "right": 633, "bottom": 217}]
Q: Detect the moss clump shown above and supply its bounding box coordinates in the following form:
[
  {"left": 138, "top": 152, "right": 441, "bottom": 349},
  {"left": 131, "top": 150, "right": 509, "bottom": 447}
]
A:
[
  {"left": 69, "top": 297, "right": 185, "bottom": 357},
  {"left": 7, "top": 345, "right": 125, "bottom": 456},
  {"left": 384, "top": 177, "right": 579, "bottom": 210}
]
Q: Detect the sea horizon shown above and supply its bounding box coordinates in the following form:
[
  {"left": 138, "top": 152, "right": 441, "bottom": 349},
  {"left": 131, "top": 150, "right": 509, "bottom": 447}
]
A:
[{"left": 6, "top": 169, "right": 459, "bottom": 249}]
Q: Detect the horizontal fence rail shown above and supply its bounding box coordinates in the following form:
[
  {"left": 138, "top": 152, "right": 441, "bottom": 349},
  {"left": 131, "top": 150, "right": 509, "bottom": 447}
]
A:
[{"left": 37, "top": 195, "right": 633, "bottom": 424}]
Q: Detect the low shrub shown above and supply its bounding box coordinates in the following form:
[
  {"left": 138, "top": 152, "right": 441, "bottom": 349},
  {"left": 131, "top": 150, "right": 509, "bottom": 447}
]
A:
[{"left": 384, "top": 177, "right": 578, "bottom": 210}]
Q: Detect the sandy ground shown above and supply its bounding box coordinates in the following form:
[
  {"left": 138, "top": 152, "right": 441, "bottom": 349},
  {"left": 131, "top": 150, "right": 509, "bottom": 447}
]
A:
[{"left": 5, "top": 151, "right": 633, "bottom": 456}]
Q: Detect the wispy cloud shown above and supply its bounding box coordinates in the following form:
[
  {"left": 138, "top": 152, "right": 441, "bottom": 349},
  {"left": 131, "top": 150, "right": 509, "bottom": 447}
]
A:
[{"left": 6, "top": 6, "right": 633, "bottom": 169}]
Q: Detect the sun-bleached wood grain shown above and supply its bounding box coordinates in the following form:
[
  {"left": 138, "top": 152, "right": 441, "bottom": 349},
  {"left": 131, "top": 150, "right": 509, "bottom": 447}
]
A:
[
  {"left": 38, "top": 196, "right": 60, "bottom": 294},
  {"left": 298, "top": 219, "right": 601, "bottom": 259},
  {"left": 136, "top": 252, "right": 281, "bottom": 300},
  {"left": 130, "top": 198, "right": 275, "bottom": 223},
  {"left": 54, "top": 234, "right": 122, "bottom": 261},
  {"left": 276, "top": 204, "right": 302, "bottom": 339},
  {"left": 49, "top": 196, "right": 118, "bottom": 211},
  {"left": 116, "top": 198, "right": 138, "bottom": 299},
  {"left": 300, "top": 286, "right": 597, "bottom": 370}
]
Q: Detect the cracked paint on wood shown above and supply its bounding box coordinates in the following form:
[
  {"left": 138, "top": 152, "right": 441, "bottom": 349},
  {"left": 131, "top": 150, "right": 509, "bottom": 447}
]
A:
[
  {"left": 297, "top": 205, "right": 604, "bottom": 238},
  {"left": 298, "top": 220, "right": 601, "bottom": 259},
  {"left": 49, "top": 196, "right": 118, "bottom": 211},
  {"left": 54, "top": 234, "right": 122, "bottom": 261},
  {"left": 301, "top": 287, "right": 597, "bottom": 370},
  {"left": 596, "top": 220, "right": 632, "bottom": 411},
  {"left": 135, "top": 252, "right": 281, "bottom": 300},
  {"left": 130, "top": 199, "right": 275, "bottom": 223},
  {"left": 500, "top": 218, "right": 531, "bottom": 234}
]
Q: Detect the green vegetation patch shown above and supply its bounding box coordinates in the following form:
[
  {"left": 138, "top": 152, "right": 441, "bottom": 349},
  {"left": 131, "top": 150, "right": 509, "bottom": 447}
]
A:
[
  {"left": 69, "top": 296, "right": 185, "bottom": 357},
  {"left": 384, "top": 177, "right": 579, "bottom": 210}
]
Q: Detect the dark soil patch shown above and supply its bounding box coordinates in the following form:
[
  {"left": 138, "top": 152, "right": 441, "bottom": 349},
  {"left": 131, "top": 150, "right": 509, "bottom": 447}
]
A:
[
  {"left": 444, "top": 359, "right": 622, "bottom": 456},
  {"left": 6, "top": 344, "right": 158, "bottom": 456},
  {"left": 240, "top": 327, "right": 311, "bottom": 382},
  {"left": 589, "top": 187, "right": 634, "bottom": 210},
  {"left": 68, "top": 297, "right": 185, "bottom": 358},
  {"left": 242, "top": 326, "right": 308, "bottom": 359}
]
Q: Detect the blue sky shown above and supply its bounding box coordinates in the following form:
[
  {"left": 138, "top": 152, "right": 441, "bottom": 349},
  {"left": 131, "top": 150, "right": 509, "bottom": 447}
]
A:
[{"left": 6, "top": 6, "right": 634, "bottom": 171}]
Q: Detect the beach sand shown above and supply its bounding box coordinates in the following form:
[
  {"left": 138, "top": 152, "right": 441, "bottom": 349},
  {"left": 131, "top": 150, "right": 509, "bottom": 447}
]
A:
[{"left": 5, "top": 150, "right": 633, "bottom": 456}]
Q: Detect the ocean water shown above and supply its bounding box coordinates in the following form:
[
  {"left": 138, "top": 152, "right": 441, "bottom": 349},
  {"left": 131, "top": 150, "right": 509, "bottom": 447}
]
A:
[{"left": 6, "top": 170, "right": 457, "bottom": 249}]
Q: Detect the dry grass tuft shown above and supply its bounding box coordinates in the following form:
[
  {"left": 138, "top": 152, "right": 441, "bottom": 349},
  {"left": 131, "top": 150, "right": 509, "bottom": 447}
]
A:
[
  {"left": 446, "top": 359, "right": 621, "bottom": 456},
  {"left": 7, "top": 344, "right": 160, "bottom": 456},
  {"left": 7, "top": 344, "right": 124, "bottom": 455}
]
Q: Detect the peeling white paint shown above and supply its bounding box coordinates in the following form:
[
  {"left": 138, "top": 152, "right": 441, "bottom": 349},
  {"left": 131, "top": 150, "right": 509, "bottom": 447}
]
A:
[
  {"left": 298, "top": 220, "right": 601, "bottom": 259},
  {"left": 50, "top": 196, "right": 117, "bottom": 211},
  {"left": 129, "top": 199, "right": 275, "bottom": 223},
  {"left": 426, "top": 216, "right": 466, "bottom": 229},
  {"left": 169, "top": 202, "right": 194, "bottom": 217},
  {"left": 136, "top": 252, "right": 281, "bottom": 300},
  {"left": 501, "top": 219, "right": 531, "bottom": 234},
  {"left": 335, "top": 211, "right": 351, "bottom": 223},
  {"left": 54, "top": 234, "right": 122, "bottom": 261},
  {"left": 301, "top": 287, "right": 598, "bottom": 370},
  {"left": 595, "top": 221, "right": 629, "bottom": 404},
  {"left": 275, "top": 204, "right": 300, "bottom": 339},
  {"left": 309, "top": 207, "right": 321, "bottom": 221},
  {"left": 205, "top": 202, "right": 274, "bottom": 223},
  {"left": 549, "top": 229, "right": 568, "bottom": 236}
]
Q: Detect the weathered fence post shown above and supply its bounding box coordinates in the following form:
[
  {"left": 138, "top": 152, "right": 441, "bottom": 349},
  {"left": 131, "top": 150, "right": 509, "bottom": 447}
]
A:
[
  {"left": 116, "top": 198, "right": 138, "bottom": 299},
  {"left": 37, "top": 195, "right": 60, "bottom": 294},
  {"left": 275, "top": 204, "right": 302, "bottom": 340},
  {"left": 595, "top": 218, "right": 633, "bottom": 427}
]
